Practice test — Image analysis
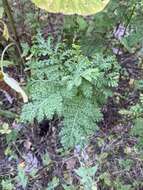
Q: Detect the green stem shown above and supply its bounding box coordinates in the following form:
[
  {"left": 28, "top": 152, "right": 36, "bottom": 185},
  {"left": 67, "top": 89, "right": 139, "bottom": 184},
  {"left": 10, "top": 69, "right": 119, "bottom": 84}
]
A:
[{"left": 0, "top": 109, "right": 18, "bottom": 119}]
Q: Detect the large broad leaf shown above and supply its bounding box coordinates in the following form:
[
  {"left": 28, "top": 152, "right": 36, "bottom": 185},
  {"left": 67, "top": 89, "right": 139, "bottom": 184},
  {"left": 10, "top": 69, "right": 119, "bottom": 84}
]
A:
[{"left": 31, "top": 0, "right": 110, "bottom": 15}]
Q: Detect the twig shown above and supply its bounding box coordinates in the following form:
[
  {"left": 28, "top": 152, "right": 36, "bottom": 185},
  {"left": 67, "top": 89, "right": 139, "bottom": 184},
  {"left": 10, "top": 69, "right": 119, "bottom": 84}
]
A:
[{"left": 12, "top": 142, "right": 25, "bottom": 160}]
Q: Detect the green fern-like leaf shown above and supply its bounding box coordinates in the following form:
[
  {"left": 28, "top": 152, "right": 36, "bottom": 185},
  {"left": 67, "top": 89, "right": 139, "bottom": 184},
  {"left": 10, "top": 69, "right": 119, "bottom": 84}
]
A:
[
  {"left": 21, "top": 33, "right": 120, "bottom": 149},
  {"left": 61, "top": 96, "right": 102, "bottom": 148}
]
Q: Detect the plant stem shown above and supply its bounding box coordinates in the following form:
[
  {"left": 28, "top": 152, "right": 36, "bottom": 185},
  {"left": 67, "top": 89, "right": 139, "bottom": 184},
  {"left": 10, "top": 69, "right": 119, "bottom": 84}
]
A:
[
  {"left": 1, "top": 43, "right": 14, "bottom": 72},
  {"left": 117, "top": 3, "right": 137, "bottom": 55},
  {"left": 2, "top": 0, "right": 24, "bottom": 67},
  {"left": 0, "top": 109, "right": 18, "bottom": 119}
]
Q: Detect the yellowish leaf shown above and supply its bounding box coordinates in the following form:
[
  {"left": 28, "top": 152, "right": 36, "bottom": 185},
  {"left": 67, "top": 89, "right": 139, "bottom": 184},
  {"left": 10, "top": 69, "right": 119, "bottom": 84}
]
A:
[
  {"left": 3, "top": 73, "right": 28, "bottom": 103},
  {"left": 0, "top": 20, "right": 9, "bottom": 41},
  {"left": 31, "top": 0, "right": 110, "bottom": 15},
  {"left": 3, "top": 22, "right": 9, "bottom": 41},
  {"left": 0, "top": 70, "right": 4, "bottom": 80}
]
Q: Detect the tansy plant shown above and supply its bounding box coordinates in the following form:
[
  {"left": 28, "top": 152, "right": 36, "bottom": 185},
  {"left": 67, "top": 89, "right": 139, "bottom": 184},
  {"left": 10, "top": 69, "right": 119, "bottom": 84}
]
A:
[{"left": 21, "top": 33, "right": 120, "bottom": 149}]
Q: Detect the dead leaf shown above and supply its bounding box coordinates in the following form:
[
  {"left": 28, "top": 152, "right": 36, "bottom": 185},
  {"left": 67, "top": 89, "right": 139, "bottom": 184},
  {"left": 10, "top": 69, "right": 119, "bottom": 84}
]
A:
[
  {"left": 24, "top": 140, "right": 32, "bottom": 150},
  {"left": 0, "top": 20, "right": 9, "bottom": 40},
  {"left": 0, "top": 71, "right": 4, "bottom": 80},
  {"left": 66, "top": 158, "right": 77, "bottom": 170},
  {"left": 24, "top": 152, "right": 38, "bottom": 173},
  {"left": 0, "top": 89, "right": 13, "bottom": 104},
  {"left": 3, "top": 22, "right": 9, "bottom": 41},
  {"left": 129, "top": 78, "right": 134, "bottom": 86}
]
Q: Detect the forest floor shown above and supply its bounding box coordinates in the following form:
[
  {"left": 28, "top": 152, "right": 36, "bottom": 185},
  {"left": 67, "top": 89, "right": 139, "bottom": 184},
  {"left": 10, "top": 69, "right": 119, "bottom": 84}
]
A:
[{"left": 1, "top": 52, "right": 143, "bottom": 190}]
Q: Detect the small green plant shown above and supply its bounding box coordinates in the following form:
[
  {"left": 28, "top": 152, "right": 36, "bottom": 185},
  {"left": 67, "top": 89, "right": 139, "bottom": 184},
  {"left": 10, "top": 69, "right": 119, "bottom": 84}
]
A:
[
  {"left": 46, "top": 177, "right": 59, "bottom": 190},
  {"left": 75, "top": 165, "right": 98, "bottom": 190},
  {"left": 118, "top": 159, "right": 133, "bottom": 171},
  {"left": 0, "top": 123, "right": 11, "bottom": 135},
  {"left": 21, "top": 32, "right": 120, "bottom": 149},
  {"left": 120, "top": 92, "right": 143, "bottom": 149},
  {"left": 62, "top": 184, "right": 77, "bottom": 190},
  {"left": 16, "top": 165, "right": 28, "bottom": 189},
  {"left": 42, "top": 152, "right": 51, "bottom": 166},
  {"left": 1, "top": 179, "right": 14, "bottom": 190},
  {"left": 113, "top": 178, "right": 132, "bottom": 190},
  {"left": 99, "top": 172, "right": 111, "bottom": 187}
]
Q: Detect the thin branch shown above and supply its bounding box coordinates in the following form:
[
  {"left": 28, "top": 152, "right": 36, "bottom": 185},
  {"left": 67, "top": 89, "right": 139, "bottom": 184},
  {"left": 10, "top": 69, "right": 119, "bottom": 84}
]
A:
[{"left": 2, "top": 0, "right": 24, "bottom": 67}]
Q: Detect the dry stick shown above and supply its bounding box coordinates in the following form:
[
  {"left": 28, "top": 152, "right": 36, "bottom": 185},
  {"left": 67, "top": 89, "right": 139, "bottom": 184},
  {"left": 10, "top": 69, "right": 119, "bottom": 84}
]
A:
[{"left": 2, "top": 0, "right": 24, "bottom": 68}]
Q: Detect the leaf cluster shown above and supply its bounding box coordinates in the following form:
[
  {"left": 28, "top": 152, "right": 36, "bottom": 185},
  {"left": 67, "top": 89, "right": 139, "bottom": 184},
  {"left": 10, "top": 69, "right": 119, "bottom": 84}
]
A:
[{"left": 21, "top": 33, "right": 120, "bottom": 149}]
